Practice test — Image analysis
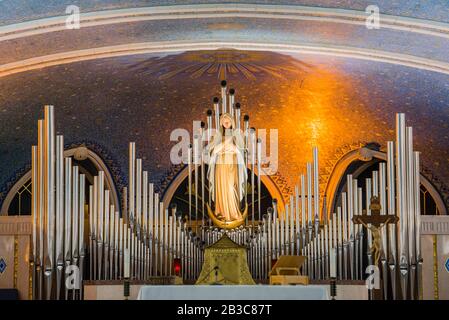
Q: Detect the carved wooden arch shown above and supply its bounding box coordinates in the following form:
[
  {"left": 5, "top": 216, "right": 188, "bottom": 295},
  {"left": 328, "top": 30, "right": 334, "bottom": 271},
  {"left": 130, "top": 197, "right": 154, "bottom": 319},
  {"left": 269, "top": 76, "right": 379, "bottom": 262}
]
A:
[
  {"left": 0, "top": 146, "right": 119, "bottom": 215},
  {"left": 161, "top": 165, "right": 286, "bottom": 217},
  {"left": 325, "top": 147, "right": 447, "bottom": 217}
]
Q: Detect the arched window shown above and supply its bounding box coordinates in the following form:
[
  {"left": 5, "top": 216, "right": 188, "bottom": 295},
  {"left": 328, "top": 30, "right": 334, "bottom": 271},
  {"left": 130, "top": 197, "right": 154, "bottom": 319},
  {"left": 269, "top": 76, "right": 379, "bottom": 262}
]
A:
[
  {"left": 161, "top": 165, "right": 286, "bottom": 221},
  {"left": 326, "top": 147, "right": 447, "bottom": 216},
  {"left": 1, "top": 146, "right": 119, "bottom": 216},
  {"left": 7, "top": 179, "right": 32, "bottom": 216}
]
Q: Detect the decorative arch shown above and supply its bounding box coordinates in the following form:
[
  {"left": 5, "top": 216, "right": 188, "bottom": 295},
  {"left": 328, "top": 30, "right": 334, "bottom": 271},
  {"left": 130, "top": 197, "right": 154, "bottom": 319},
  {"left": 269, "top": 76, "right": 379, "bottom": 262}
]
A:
[
  {"left": 0, "top": 146, "right": 119, "bottom": 215},
  {"left": 325, "top": 146, "right": 447, "bottom": 216},
  {"left": 161, "top": 165, "right": 286, "bottom": 218}
]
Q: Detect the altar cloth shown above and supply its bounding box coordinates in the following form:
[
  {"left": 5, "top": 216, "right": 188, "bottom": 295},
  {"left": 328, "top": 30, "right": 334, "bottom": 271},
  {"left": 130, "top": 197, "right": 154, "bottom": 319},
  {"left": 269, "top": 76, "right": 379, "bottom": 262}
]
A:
[{"left": 137, "top": 285, "right": 329, "bottom": 300}]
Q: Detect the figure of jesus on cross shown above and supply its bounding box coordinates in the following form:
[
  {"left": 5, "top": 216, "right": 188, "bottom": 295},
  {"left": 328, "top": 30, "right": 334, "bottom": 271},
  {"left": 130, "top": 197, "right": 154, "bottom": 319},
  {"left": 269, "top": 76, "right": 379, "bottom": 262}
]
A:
[
  {"left": 352, "top": 196, "right": 398, "bottom": 299},
  {"left": 353, "top": 196, "right": 398, "bottom": 266}
]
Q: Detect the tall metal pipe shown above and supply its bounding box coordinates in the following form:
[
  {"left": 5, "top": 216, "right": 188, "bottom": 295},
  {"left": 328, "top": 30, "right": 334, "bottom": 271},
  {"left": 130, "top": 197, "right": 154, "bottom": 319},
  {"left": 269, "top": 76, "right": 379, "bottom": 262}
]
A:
[
  {"left": 136, "top": 159, "right": 142, "bottom": 227},
  {"left": 37, "top": 119, "right": 44, "bottom": 300},
  {"left": 44, "top": 105, "right": 55, "bottom": 300},
  {"left": 188, "top": 144, "right": 192, "bottom": 225},
  {"left": 342, "top": 192, "right": 348, "bottom": 280},
  {"left": 221, "top": 80, "right": 227, "bottom": 114},
  {"left": 386, "top": 141, "right": 397, "bottom": 299},
  {"left": 71, "top": 166, "right": 79, "bottom": 299},
  {"left": 337, "top": 207, "right": 342, "bottom": 280},
  {"left": 379, "top": 162, "right": 389, "bottom": 298},
  {"left": 104, "top": 190, "right": 110, "bottom": 279},
  {"left": 109, "top": 204, "right": 115, "bottom": 279},
  {"left": 307, "top": 163, "right": 313, "bottom": 242},
  {"left": 88, "top": 185, "right": 93, "bottom": 281},
  {"left": 347, "top": 175, "right": 354, "bottom": 280},
  {"left": 313, "top": 147, "right": 320, "bottom": 232},
  {"left": 213, "top": 97, "right": 220, "bottom": 129},
  {"left": 229, "top": 88, "right": 235, "bottom": 117},
  {"left": 396, "top": 113, "right": 409, "bottom": 300},
  {"left": 366, "top": 178, "right": 373, "bottom": 270},
  {"left": 414, "top": 151, "right": 422, "bottom": 299},
  {"left": 235, "top": 103, "right": 241, "bottom": 131},
  {"left": 406, "top": 127, "right": 417, "bottom": 299},
  {"left": 257, "top": 138, "right": 262, "bottom": 221},
  {"left": 31, "top": 145, "right": 38, "bottom": 300},
  {"left": 78, "top": 174, "right": 85, "bottom": 299},
  {"left": 300, "top": 175, "right": 306, "bottom": 248},
  {"left": 249, "top": 128, "right": 256, "bottom": 224},
  {"left": 154, "top": 192, "right": 159, "bottom": 276},
  {"left": 193, "top": 135, "right": 199, "bottom": 227},
  {"left": 142, "top": 171, "right": 148, "bottom": 236},
  {"left": 97, "top": 171, "right": 104, "bottom": 280},
  {"left": 129, "top": 143, "right": 136, "bottom": 223},
  {"left": 55, "top": 136, "right": 64, "bottom": 299},
  {"left": 114, "top": 211, "right": 119, "bottom": 279},
  {"left": 357, "top": 187, "right": 364, "bottom": 279}
]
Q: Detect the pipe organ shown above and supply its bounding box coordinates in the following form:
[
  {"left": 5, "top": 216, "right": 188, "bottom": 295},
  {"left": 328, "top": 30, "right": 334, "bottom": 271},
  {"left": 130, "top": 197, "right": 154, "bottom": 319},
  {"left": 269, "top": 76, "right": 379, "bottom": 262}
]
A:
[{"left": 30, "top": 83, "right": 422, "bottom": 300}]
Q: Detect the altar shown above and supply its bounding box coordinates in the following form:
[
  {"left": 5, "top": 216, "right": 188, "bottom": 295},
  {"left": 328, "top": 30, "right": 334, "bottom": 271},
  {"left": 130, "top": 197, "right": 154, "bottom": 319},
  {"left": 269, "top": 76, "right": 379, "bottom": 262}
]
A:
[{"left": 137, "top": 285, "right": 329, "bottom": 300}]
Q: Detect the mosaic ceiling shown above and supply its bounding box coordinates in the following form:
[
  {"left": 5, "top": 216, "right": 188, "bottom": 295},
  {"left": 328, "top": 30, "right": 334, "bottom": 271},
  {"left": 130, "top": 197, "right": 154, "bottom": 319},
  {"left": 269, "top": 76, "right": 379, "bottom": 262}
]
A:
[
  {"left": 0, "top": 1, "right": 448, "bottom": 210},
  {"left": 0, "top": 50, "right": 448, "bottom": 208},
  {"left": 1, "top": 0, "right": 448, "bottom": 25}
]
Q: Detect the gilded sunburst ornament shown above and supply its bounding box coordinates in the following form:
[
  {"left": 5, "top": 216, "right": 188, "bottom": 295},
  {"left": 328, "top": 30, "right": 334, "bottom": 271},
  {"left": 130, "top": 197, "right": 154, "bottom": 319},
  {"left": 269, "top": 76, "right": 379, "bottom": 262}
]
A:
[{"left": 126, "top": 49, "right": 314, "bottom": 81}]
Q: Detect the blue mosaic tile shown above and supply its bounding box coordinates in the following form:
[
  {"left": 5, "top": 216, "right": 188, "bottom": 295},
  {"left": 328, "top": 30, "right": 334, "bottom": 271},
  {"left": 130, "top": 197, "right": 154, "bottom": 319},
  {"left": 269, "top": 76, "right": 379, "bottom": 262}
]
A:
[
  {"left": 0, "top": 51, "right": 447, "bottom": 211},
  {"left": 0, "top": 258, "right": 7, "bottom": 274}
]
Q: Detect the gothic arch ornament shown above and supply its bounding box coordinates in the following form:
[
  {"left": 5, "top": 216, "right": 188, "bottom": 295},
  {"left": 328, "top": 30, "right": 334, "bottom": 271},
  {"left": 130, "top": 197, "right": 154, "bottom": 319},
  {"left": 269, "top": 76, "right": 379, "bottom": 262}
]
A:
[
  {"left": 160, "top": 164, "right": 288, "bottom": 217},
  {"left": 325, "top": 144, "right": 448, "bottom": 217},
  {"left": 0, "top": 146, "right": 120, "bottom": 215}
]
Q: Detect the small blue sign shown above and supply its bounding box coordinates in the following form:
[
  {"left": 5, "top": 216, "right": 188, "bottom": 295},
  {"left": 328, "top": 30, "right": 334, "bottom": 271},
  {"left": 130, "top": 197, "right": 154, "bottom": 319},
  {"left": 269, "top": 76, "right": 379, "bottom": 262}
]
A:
[
  {"left": 0, "top": 258, "right": 6, "bottom": 274},
  {"left": 445, "top": 258, "right": 449, "bottom": 274}
]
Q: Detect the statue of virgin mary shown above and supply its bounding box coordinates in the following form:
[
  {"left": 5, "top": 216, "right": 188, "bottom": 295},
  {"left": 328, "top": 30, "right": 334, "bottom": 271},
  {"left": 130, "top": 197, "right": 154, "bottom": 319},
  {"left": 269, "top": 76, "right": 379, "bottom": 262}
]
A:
[{"left": 207, "top": 113, "right": 247, "bottom": 225}]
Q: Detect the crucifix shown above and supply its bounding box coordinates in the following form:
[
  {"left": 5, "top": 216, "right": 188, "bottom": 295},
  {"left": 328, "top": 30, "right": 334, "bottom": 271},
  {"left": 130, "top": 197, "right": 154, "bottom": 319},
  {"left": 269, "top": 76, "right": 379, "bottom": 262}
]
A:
[{"left": 352, "top": 196, "right": 398, "bottom": 300}]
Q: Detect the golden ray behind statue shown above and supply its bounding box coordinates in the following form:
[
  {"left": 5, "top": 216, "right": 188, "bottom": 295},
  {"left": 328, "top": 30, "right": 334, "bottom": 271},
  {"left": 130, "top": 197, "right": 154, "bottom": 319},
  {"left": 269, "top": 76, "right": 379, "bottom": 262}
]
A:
[{"left": 207, "top": 203, "right": 248, "bottom": 229}]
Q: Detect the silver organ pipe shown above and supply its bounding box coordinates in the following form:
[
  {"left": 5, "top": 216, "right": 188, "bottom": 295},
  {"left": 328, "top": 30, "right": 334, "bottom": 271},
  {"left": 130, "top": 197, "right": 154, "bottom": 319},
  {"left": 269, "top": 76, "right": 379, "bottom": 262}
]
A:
[
  {"left": 257, "top": 138, "right": 262, "bottom": 221},
  {"left": 187, "top": 144, "right": 192, "bottom": 224},
  {"left": 357, "top": 187, "right": 364, "bottom": 280},
  {"left": 104, "top": 190, "right": 110, "bottom": 279},
  {"left": 44, "top": 105, "right": 55, "bottom": 300},
  {"left": 235, "top": 103, "right": 241, "bottom": 131},
  {"left": 213, "top": 97, "right": 220, "bottom": 129},
  {"left": 92, "top": 176, "right": 98, "bottom": 281},
  {"left": 221, "top": 80, "right": 227, "bottom": 114},
  {"left": 414, "top": 151, "right": 422, "bottom": 300},
  {"left": 229, "top": 88, "right": 235, "bottom": 117},
  {"left": 250, "top": 128, "right": 256, "bottom": 224},
  {"left": 295, "top": 186, "right": 300, "bottom": 255},
  {"left": 313, "top": 147, "right": 319, "bottom": 233},
  {"left": 28, "top": 85, "right": 422, "bottom": 300},
  {"left": 379, "top": 162, "right": 389, "bottom": 297},
  {"left": 193, "top": 134, "right": 199, "bottom": 227},
  {"left": 55, "top": 136, "right": 64, "bottom": 300},
  {"left": 31, "top": 146, "right": 38, "bottom": 300},
  {"left": 366, "top": 177, "right": 373, "bottom": 269},
  {"left": 72, "top": 165, "right": 80, "bottom": 295},
  {"left": 406, "top": 126, "right": 416, "bottom": 299},
  {"left": 78, "top": 174, "right": 86, "bottom": 299},
  {"left": 353, "top": 179, "right": 359, "bottom": 280},
  {"left": 64, "top": 158, "right": 72, "bottom": 300},
  {"left": 290, "top": 196, "right": 295, "bottom": 254},
  {"left": 396, "top": 114, "right": 409, "bottom": 300},
  {"left": 37, "top": 120, "right": 44, "bottom": 300},
  {"left": 347, "top": 175, "right": 355, "bottom": 280},
  {"left": 306, "top": 162, "right": 313, "bottom": 243}
]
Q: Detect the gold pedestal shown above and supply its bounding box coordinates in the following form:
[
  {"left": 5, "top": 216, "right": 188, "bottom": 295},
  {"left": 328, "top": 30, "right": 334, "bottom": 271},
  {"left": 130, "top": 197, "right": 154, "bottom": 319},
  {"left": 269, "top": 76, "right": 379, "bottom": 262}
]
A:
[{"left": 196, "top": 234, "right": 255, "bottom": 285}]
